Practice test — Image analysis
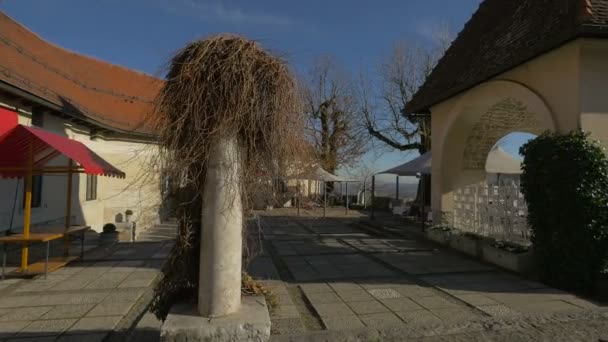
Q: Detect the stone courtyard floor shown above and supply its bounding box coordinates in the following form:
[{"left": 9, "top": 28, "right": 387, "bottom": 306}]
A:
[
  {"left": 250, "top": 208, "right": 608, "bottom": 341},
  {"left": 4, "top": 209, "right": 605, "bottom": 341},
  {"left": 0, "top": 238, "right": 172, "bottom": 341}
]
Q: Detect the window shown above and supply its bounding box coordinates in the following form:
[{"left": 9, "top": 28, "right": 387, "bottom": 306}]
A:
[
  {"left": 86, "top": 175, "right": 97, "bottom": 201},
  {"left": 23, "top": 175, "right": 43, "bottom": 208},
  {"left": 31, "top": 110, "right": 43, "bottom": 127}
]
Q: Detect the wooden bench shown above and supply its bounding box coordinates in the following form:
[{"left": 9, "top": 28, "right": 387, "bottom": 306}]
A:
[{"left": 0, "top": 225, "right": 90, "bottom": 279}]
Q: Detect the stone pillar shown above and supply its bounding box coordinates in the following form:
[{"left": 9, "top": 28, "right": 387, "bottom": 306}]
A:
[{"left": 199, "top": 136, "right": 242, "bottom": 317}]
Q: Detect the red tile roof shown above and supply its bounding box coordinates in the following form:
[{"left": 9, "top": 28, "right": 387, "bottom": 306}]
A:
[
  {"left": 405, "top": 0, "right": 608, "bottom": 114},
  {"left": 0, "top": 11, "right": 163, "bottom": 135}
]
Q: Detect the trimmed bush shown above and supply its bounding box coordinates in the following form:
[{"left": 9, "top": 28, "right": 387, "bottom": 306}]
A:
[{"left": 520, "top": 131, "right": 608, "bottom": 292}]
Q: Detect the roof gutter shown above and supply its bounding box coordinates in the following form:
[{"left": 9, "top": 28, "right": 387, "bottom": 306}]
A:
[{"left": 0, "top": 80, "right": 158, "bottom": 139}]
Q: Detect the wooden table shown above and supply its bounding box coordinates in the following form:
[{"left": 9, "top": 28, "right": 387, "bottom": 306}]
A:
[{"left": 0, "top": 225, "right": 90, "bottom": 279}]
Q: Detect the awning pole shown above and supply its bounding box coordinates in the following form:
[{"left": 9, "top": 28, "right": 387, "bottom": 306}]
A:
[
  {"left": 420, "top": 174, "right": 425, "bottom": 232},
  {"left": 64, "top": 159, "right": 73, "bottom": 256},
  {"left": 396, "top": 176, "right": 399, "bottom": 200},
  {"left": 297, "top": 180, "right": 301, "bottom": 216},
  {"left": 371, "top": 175, "right": 375, "bottom": 220},
  {"left": 345, "top": 182, "right": 349, "bottom": 215},
  {"left": 323, "top": 182, "right": 327, "bottom": 218},
  {"left": 21, "top": 142, "right": 33, "bottom": 271}
]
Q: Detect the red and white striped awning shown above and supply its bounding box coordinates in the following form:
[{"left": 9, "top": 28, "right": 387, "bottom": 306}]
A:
[{"left": 0, "top": 124, "right": 125, "bottom": 178}]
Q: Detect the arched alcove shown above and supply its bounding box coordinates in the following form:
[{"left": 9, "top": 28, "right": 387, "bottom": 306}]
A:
[{"left": 434, "top": 80, "right": 555, "bottom": 223}]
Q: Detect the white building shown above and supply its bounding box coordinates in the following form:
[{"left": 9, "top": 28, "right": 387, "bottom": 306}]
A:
[{"left": 0, "top": 12, "right": 163, "bottom": 233}]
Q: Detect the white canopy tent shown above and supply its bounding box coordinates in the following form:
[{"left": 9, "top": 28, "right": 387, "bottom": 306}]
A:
[
  {"left": 378, "top": 152, "right": 432, "bottom": 176},
  {"left": 485, "top": 146, "right": 523, "bottom": 174},
  {"left": 289, "top": 165, "right": 357, "bottom": 217},
  {"left": 372, "top": 147, "right": 522, "bottom": 222}
]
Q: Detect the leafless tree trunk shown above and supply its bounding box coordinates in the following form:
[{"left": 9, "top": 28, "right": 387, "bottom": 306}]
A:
[
  {"left": 359, "top": 25, "right": 451, "bottom": 153},
  {"left": 303, "top": 57, "right": 368, "bottom": 176},
  {"left": 358, "top": 27, "right": 452, "bottom": 204}
]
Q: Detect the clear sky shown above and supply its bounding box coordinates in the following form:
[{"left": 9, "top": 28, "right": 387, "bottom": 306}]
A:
[{"left": 1, "top": 0, "right": 531, "bottom": 183}]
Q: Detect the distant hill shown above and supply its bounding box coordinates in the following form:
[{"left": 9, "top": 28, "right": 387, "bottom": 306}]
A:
[{"left": 337, "top": 181, "right": 418, "bottom": 200}]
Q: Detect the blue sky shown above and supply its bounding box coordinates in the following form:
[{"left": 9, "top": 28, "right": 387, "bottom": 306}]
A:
[{"left": 2, "top": 0, "right": 531, "bottom": 183}]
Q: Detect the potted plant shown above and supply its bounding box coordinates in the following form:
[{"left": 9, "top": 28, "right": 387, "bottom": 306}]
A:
[
  {"left": 426, "top": 225, "right": 452, "bottom": 246},
  {"left": 482, "top": 240, "right": 537, "bottom": 274},
  {"left": 99, "top": 223, "right": 119, "bottom": 246},
  {"left": 450, "top": 231, "right": 484, "bottom": 257},
  {"left": 125, "top": 209, "right": 134, "bottom": 222}
]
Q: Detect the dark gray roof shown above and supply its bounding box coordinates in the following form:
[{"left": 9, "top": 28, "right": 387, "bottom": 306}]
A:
[{"left": 406, "top": 0, "right": 608, "bottom": 114}]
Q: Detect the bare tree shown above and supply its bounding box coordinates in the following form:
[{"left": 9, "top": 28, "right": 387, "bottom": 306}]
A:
[
  {"left": 303, "top": 57, "right": 367, "bottom": 174},
  {"left": 359, "top": 28, "right": 452, "bottom": 154}
]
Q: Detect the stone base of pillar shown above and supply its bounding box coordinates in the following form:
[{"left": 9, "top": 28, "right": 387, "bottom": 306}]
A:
[{"left": 161, "top": 295, "right": 271, "bottom": 342}]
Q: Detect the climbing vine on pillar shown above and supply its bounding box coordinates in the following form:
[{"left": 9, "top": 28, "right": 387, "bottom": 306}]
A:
[{"left": 149, "top": 35, "right": 306, "bottom": 320}]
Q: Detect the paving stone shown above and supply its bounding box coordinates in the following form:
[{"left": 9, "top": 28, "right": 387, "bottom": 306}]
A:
[
  {"left": 312, "top": 302, "right": 354, "bottom": 317},
  {"left": 358, "top": 281, "right": 395, "bottom": 290},
  {"left": 50, "top": 276, "right": 99, "bottom": 291},
  {"left": 430, "top": 308, "right": 479, "bottom": 323},
  {"left": 359, "top": 312, "right": 403, "bottom": 327},
  {"left": 0, "top": 306, "right": 53, "bottom": 322},
  {"left": 347, "top": 300, "right": 389, "bottom": 314},
  {"left": 564, "top": 297, "right": 599, "bottom": 309},
  {"left": 328, "top": 282, "right": 362, "bottom": 292},
  {"left": 270, "top": 318, "right": 306, "bottom": 335},
  {"left": 52, "top": 266, "right": 85, "bottom": 276},
  {"left": 336, "top": 290, "right": 375, "bottom": 302},
  {"left": 455, "top": 294, "right": 499, "bottom": 306},
  {"left": 413, "top": 296, "right": 461, "bottom": 309},
  {"left": 85, "top": 272, "right": 130, "bottom": 289},
  {"left": 104, "top": 288, "right": 145, "bottom": 302},
  {"left": 56, "top": 332, "right": 108, "bottom": 342},
  {"left": 0, "top": 320, "right": 30, "bottom": 338},
  {"left": 270, "top": 305, "right": 300, "bottom": 319},
  {"left": 477, "top": 304, "right": 520, "bottom": 317},
  {"left": 273, "top": 294, "right": 295, "bottom": 306},
  {"left": 5, "top": 336, "right": 56, "bottom": 342},
  {"left": 18, "top": 318, "right": 77, "bottom": 337},
  {"left": 62, "top": 293, "right": 109, "bottom": 305},
  {"left": 41, "top": 304, "right": 95, "bottom": 319},
  {"left": 68, "top": 315, "right": 122, "bottom": 334},
  {"left": 118, "top": 277, "right": 154, "bottom": 288},
  {"left": 0, "top": 295, "right": 41, "bottom": 308},
  {"left": 394, "top": 284, "right": 438, "bottom": 298},
  {"left": 304, "top": 291, "right": 342, "bottom": 305},
  {"left": 299, "top": 283, "right": 332, "bottom": 294},
  {"left": 396, "top": 310, "right": 442, "bottom": 325},
  {"left": 86, "top": 300, "right": 135, "bottom": 317},
  {"left": 368, "top": 288, "right": 402, "bottom": 300},
  {"left": 509, "top": 300, "right": 583, "bottom": 315},
  {"left": 321, "top": 315, "right": 364, "bottom": 331},
  {"left": 380, "top": 298, "right": 424, "bottom": 312},
  {"left": 14, "top": 282, "right": 58, "bottom": 293}
]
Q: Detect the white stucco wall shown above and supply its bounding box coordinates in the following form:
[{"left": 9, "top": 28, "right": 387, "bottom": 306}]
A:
[
  {"left": 580, "top": 39, "right": 608, "bottom": 152},
  {"left": 0, "top": 97, "right": 161, "bottom": 233},
  {"left": 429, "top": 39, "right": 598, "bottom": 222}
]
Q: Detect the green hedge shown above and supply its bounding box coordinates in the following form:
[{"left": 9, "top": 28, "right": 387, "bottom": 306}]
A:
[{"left": 520, "top": 131, "right": 608, "bottom": 292}]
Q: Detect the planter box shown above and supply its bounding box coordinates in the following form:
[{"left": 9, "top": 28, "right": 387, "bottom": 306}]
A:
[
  {"left": 482, "top": 244, "right": 537, "bottom": 274},
  {"left": 450, "top": 234, "right": 482, "bottom": 257},
  {"left": 426, "top": 229, "right": 451, "bottom": 246}
]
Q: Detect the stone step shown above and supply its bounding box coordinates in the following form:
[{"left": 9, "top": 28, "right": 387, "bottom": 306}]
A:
[
  {"left": 146, "top": 227, "right": 176, "bottom": 233},
  {"left": 154, "top": 223, "right": 178, "bottom": 229},
  {"left": 137, "top": 234, "right": 174, "bottom": 241},
  {"left": 139, "top": 231, "right": 175, "bottom": 238}
]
